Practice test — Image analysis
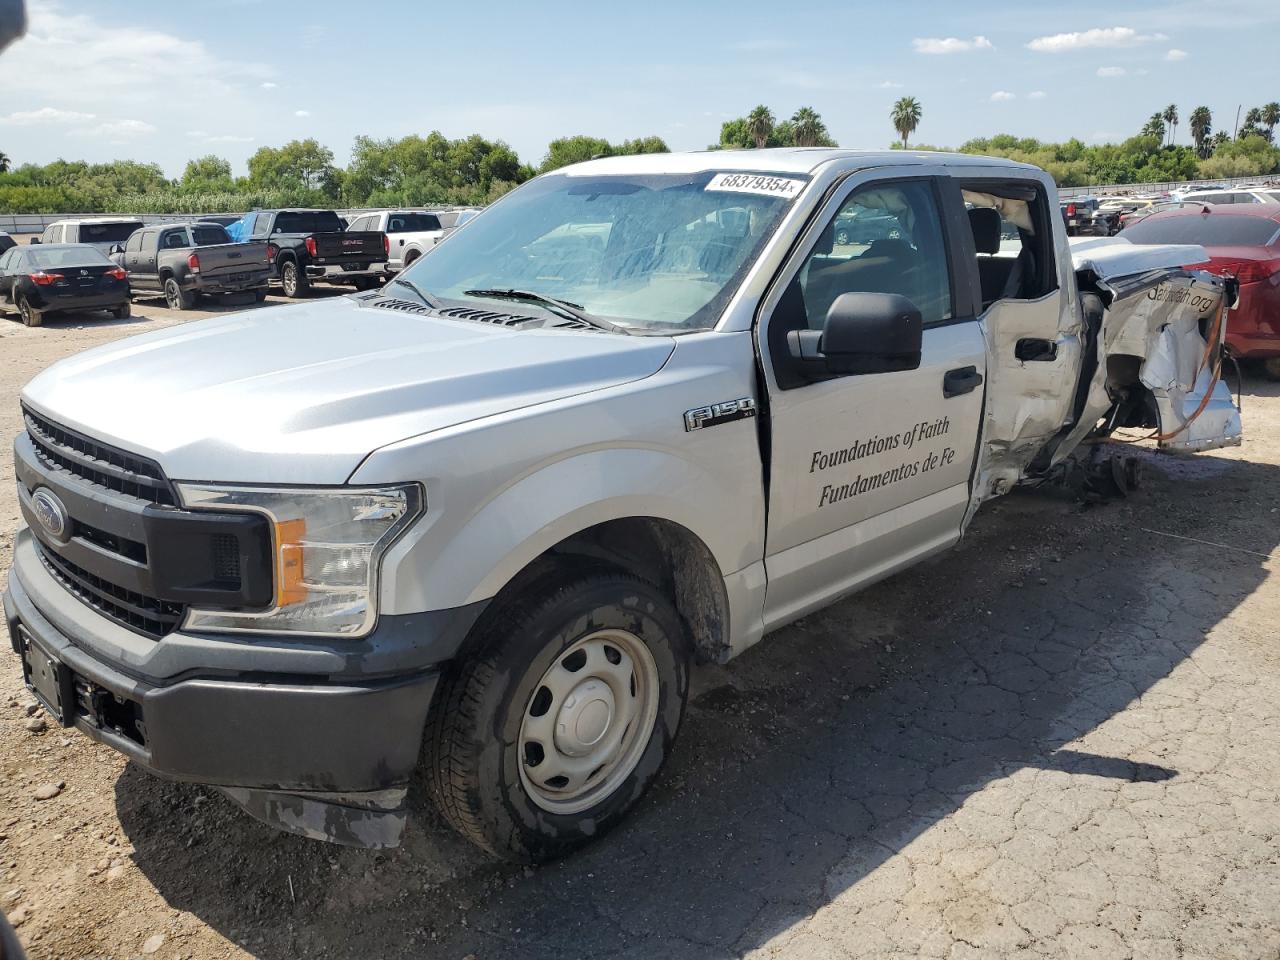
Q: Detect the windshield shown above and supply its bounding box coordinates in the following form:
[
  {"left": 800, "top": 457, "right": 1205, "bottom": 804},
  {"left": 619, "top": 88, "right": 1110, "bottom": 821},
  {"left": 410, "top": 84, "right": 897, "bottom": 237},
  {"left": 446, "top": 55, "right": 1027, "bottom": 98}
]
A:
[
  {"left": 275, "top": 211, "right": 343, "bottom": 234},
  {"left": 191, "top": 225, "right": 231, "bottom": 246},
  {"left": 387, "top": 213, "right": 441, "bottom": 232},
  {"left": 80, "top": 222, "right": 142, "bottom": 243},
  {"left": 25, "top": 245, "right": 112, "bottom": 268},
  {"left": 399, "top": 171, "right": 805, "bottom": 332},
  {"left": 1123, "top": 214, "right": 1280, "bottom": 247}
]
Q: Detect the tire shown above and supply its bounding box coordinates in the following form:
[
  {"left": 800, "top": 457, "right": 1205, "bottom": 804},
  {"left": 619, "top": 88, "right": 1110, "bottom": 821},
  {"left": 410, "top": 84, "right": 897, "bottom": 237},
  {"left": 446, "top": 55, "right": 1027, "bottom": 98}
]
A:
[
  {"left": 254, "top": 288, "right": 269, "bottom": 302},
  {"left": 1263, "top": 357, "right": 1280, "bottom": 382},
  {"left": 280, "top": 260, "right": 308, "bottom": 298},
  {"left": 351, "top": 277, "right": 380, "bottom": 292},
  {"left": 424, "top": 567, "right": 691, "bottom": 862},
  {"left": 17, "top": 294, "right": 41, "bottom": 328},
  {"left": 403, "top": 251, "right": 420, "bottom": 269},
  {"left": 163, "top": 277, "right": 194, "bottom": 311},
  {"left": 111, "top": 300, "right": 131, "bottom": 320}
]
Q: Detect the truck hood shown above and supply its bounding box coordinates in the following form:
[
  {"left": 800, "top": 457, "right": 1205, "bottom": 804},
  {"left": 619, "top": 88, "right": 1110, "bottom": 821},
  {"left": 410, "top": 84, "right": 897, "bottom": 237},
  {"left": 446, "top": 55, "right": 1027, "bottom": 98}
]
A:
[{"left": 21, "top": 297, "right": 675, "bottom": 484}]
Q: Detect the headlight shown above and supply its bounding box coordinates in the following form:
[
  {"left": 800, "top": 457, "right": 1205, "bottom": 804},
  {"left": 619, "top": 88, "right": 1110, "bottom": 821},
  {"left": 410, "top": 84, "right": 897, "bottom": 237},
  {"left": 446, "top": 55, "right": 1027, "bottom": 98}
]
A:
[{"left": 175, "top": 483, "right": 422, "bottom": 637}]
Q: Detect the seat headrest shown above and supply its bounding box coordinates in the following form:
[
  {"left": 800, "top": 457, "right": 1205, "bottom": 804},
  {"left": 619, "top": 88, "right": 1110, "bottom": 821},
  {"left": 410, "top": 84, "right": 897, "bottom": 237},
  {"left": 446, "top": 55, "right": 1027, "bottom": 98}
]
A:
[{"left": 968, "top": 207, "right": 1001, "bottom": 255}]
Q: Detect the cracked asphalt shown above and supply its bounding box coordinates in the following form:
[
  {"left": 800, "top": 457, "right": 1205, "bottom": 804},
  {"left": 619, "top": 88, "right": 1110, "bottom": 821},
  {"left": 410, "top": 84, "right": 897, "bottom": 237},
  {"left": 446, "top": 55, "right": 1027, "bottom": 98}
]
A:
[{"left": 2, "top": 300, "right": 1279, "bottom": 959}]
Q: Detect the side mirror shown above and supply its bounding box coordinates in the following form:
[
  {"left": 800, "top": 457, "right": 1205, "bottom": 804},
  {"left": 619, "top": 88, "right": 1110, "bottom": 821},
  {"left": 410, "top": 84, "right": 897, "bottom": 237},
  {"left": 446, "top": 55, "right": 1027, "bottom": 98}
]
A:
[
  {"left": 109, "top": 243, "right": 124, "bottom": 255},
  {"left": 786, "top": 292, "right": 923, "bottom": 377}
]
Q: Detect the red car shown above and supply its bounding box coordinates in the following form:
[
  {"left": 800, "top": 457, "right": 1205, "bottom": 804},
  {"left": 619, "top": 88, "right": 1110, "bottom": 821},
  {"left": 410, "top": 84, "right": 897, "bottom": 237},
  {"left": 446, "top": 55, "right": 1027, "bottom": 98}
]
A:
[{"left": 1122, "top": 204, "right": 1280, "bottom": 379}]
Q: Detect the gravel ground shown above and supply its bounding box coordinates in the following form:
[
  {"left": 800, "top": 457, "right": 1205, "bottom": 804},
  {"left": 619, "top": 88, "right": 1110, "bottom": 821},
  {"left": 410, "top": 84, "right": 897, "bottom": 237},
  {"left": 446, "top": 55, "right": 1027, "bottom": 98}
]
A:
[{"left": 1, "top": 294, "right": 1278, "bottom": 960}]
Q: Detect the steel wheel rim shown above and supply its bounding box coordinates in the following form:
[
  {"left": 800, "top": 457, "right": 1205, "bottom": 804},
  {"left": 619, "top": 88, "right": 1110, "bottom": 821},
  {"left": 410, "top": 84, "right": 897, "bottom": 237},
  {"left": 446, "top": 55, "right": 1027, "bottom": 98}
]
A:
[
  {"left": 165, "top": 282, "right": 179, "bottom": 309},
  {"left": 518, "top": 628, "right": 660, "bottom": 815}
]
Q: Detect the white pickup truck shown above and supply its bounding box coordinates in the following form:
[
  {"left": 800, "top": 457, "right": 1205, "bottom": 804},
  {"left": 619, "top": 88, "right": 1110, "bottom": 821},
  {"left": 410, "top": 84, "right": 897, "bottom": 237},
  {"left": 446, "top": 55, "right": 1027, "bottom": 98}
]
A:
[
  {"left": 344, "top": 209, "right": 444, "bottom": 273},
  {"left": 6, "top": 149, "right": 1240, "bottom": 863}
]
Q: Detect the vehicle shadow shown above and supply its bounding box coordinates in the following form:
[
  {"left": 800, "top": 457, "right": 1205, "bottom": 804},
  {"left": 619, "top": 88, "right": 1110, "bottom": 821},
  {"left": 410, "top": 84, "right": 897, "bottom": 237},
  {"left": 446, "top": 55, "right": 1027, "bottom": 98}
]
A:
[
  {"left": 3, "top": 309, "right": 152, "bottom": 332},
  {"left": 116, "top": 446, "right": 1279, "bottom": 959}
]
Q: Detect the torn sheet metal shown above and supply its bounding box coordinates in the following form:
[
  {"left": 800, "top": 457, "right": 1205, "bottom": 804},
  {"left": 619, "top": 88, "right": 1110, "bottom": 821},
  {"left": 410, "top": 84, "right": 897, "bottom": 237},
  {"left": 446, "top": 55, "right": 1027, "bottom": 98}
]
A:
[
  {"left": 219, "top": 785, "right": 409, "bottom": 848},
  {"left": 972, "top": 237, "right": 1240, "bottom": 517}
]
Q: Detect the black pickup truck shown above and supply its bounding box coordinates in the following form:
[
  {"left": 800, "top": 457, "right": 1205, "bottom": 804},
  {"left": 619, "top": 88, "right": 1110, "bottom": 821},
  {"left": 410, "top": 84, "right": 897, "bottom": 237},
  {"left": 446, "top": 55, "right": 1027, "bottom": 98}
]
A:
[{"left": 244, "top": 209, "right": 387, "bottom": 298}]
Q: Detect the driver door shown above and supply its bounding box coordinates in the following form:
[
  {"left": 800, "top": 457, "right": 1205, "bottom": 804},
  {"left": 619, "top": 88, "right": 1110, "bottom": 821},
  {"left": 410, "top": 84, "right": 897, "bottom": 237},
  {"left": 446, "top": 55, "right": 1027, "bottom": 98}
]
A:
[{"left": 756, "top": 170, "right": 987, "bottom": 629}]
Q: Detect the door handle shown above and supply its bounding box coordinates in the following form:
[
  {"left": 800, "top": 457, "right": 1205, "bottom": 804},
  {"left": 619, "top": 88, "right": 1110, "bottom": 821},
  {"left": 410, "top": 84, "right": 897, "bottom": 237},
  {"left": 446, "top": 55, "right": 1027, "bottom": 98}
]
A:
[
  {"left": 943, "top": 366, "right": 984, "bottom": 398},
  {"left": 1015, "top": 338, "right": 1058, "bottom": 362}
]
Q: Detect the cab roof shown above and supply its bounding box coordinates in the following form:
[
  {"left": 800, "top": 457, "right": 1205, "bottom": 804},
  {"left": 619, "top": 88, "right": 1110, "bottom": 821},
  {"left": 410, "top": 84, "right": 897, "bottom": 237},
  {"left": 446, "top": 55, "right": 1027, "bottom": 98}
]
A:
[{"left": 560, "top": 148, "right": 1040, "bottom": 177}]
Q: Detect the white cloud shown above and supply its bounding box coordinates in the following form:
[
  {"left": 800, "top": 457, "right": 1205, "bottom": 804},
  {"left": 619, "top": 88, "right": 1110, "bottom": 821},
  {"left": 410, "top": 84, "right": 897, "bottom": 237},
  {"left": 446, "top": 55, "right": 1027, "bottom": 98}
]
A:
[
  {"left": 0, "top": 106, "right": 97, "bottom": 125},
  {"left": 70, "top": 119, "right": 157, "bottom": 139},
  {"left": 876, "top": 80, "right": 903, "bottom": 89},
  {"left": 260, "top": 81, "right": 278, "bottom": 89},
  {"left": 1027, "top": 27, "right": 1166, "bottom": 52},
  {"left": 1028, "top": 90, "right": 1047, "bottom": 100},
  {"left": 990, "top": 90, "right": 1016, "bottom": 101},
  {"left": 1096, "top": 66, "right": 1127, "bottom": 77},
  {"left": 186, "top": 129, "right": 255, "bottom": 143},
  {"left": 0, "top": 3, "right": 271, "bottom": 109},
  {"left": 294, "top": 109, "right": 311, "bottom": 117},
  {"left": 1165, "top": 48, "right": 1188, "bottom": 61},
  {"left": 912, "top": 36, "right": 993, "bottom": 54}
]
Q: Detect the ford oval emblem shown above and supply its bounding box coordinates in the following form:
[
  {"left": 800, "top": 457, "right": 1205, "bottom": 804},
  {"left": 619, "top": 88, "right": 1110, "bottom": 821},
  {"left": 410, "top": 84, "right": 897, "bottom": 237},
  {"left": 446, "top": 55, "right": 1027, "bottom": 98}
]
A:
[{"left": 31, "top": 488, "right": 70, "bottom": 543}]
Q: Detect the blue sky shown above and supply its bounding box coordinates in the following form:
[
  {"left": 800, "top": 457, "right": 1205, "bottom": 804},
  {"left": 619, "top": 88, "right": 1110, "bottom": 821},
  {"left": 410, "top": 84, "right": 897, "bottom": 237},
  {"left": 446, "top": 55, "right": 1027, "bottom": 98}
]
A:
[{"left": 0, "top": 0, "right": 1275, "bottom": 177}]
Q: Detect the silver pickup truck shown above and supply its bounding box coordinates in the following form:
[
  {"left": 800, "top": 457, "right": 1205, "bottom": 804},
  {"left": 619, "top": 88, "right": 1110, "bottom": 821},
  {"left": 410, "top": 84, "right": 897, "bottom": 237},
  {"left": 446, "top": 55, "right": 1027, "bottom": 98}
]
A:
[{"left": 5, "top": 149, "right": 1240, "bottom": 863}]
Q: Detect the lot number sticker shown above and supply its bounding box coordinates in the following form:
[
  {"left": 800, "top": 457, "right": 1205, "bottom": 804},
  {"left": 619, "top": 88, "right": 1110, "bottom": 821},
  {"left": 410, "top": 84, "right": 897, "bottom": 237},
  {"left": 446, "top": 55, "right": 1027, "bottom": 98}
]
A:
[{"left": 706, "top": 173, "right": 805, "bottom": 198}]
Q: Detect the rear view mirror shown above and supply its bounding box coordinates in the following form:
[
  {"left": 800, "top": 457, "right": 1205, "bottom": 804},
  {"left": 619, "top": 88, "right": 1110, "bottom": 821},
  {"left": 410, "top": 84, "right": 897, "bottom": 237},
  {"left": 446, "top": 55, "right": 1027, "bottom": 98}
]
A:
[{"left": 786, "top": 292, "right": 923, "bottom": 377}]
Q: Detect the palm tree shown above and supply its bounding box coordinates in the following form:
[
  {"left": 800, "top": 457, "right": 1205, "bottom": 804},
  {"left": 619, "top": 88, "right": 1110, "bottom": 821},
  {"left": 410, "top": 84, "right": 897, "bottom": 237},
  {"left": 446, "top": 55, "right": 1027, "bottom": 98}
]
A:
[
  {"left": 0, "top": 151, "right": 9, "bottom": 174},
  {"left": 790, "top": 107, "right": 824, "bottom": 147},
  {"left": 1142, "top": 113, "right": 1166, "bottom": 140},
  {"left": 1211, "top": 130, "right": 1230, "bottom": 150},
  {"left": 1241, "top": 107, "right": 1264, "bottom": 140},
  {"left": 1262, "top": 102, "right": 1280, "bottom": 142},
  {"left": 1162, "top": 104, "right": 1179, "bottom": 146},
  {"left": 891, "top": 96, "right": 922, "bottom": 149},
  {"left": 1189, "top": 106, "right": 1212, "bottom": 158},
  {"left": 746, "top": 105, "right": 775, "bottom": 149}
]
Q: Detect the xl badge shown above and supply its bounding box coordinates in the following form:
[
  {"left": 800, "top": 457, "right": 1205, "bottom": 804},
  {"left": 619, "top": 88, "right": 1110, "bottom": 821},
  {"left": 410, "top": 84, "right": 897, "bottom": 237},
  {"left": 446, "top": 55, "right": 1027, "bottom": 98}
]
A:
[
  {"left": 31, "top": 488, "right": 71, "bottom": 543},
  {"left": 684, "top": 397, "right": 757, "bottom": 432}
]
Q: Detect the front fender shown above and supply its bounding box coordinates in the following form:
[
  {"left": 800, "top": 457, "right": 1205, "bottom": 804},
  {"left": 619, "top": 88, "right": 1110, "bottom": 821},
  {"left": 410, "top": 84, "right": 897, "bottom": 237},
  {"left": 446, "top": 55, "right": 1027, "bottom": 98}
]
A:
[{"left": 375, "top": 445, "right": 761, "bottom": 615}]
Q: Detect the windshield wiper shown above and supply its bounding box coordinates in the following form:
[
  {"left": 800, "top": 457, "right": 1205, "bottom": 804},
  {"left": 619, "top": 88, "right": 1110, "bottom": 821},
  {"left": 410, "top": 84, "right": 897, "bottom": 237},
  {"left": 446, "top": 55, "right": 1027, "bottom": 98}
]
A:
[
  {"left": 386, "top": 275, "right": 437, "bottom": 309},
  {"left": 464, "top": 288, "right": 631, "bottom": 335}
]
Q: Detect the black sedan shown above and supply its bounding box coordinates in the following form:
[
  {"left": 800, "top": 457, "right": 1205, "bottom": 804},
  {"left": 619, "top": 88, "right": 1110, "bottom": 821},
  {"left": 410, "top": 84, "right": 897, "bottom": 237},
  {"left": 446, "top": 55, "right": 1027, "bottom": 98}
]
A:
[{"left": 0, "top": 243, "right": 131, "bottom": 327}]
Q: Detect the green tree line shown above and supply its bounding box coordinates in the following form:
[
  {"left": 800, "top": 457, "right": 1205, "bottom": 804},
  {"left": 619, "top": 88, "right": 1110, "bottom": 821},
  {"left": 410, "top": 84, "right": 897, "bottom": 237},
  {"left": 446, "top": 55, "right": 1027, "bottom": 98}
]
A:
[
  {"left": 4, "top": 100, "right": 1280, "bottom": 214},
  {"left": 0, "top": 131, "right": 671, "bottom": 214}
]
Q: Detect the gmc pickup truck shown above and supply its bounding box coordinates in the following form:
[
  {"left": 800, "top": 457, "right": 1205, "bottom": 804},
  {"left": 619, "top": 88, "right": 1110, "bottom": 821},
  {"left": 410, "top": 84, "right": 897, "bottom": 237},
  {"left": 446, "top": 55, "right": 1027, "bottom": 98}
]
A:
[
  {"left": 111, "top": 222, "right": 271, "bottom": 310},
  {"left": 5, "top": 150, "right": 1240, "bottom": 863},
  {"left": 240, "top": 208, "right": 386, "bottom": 297}
]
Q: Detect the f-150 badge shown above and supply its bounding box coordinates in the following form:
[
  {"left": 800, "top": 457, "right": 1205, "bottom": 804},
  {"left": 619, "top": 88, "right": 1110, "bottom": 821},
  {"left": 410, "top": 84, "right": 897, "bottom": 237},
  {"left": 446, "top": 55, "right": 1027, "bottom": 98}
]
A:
[{"left": 684, "top": 397, "right": 757, "bottom": 432}]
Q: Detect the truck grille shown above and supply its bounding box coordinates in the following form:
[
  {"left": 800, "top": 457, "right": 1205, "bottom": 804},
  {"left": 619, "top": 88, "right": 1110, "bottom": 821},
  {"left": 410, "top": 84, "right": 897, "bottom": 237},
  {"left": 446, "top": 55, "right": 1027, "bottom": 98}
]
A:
[
  {"left": 35, "top": 541, "right": 185, "bottom": 638},
  {"left": 23, "top": 407, "right": 176, "bottom": 506}
]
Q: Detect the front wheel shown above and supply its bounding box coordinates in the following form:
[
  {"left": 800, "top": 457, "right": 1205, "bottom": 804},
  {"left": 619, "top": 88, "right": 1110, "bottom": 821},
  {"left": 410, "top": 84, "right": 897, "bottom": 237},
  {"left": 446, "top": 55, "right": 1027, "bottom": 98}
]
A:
[
  {"left": 17, "top": 294, "right": 41, "bottom": 328},
  {"left": 280, "top": 261, "right": 308, "bottom": 298},
  {"left": 424, "top": 568, "right": 691, "bottom": 862}
]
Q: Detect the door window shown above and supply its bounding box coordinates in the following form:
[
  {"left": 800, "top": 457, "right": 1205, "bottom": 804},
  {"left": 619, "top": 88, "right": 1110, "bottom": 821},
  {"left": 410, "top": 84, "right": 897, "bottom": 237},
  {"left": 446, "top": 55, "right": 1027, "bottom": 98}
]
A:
[
  {"left": 961, "top": 183, "right": 1058, "bottom": 309},
  {"left": 795, "top": 180, "right": 953, "bottom": 331},
  {"left": 125, "top": 231, "right": 144, "bottom": 253}
]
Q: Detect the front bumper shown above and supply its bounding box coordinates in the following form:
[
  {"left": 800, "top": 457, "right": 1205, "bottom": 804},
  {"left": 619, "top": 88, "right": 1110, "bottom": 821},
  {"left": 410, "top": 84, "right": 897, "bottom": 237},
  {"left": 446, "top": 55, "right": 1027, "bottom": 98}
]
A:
[{"left": 5, "top": 528, "right": 484, "bottom": 846}]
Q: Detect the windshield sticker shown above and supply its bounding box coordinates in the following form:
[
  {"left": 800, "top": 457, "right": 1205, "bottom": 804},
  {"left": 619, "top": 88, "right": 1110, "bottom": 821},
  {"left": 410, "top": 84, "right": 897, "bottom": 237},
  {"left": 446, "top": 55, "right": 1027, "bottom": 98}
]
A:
[{"left": 705, "top": 173, "right": 805, "bottom": 198}]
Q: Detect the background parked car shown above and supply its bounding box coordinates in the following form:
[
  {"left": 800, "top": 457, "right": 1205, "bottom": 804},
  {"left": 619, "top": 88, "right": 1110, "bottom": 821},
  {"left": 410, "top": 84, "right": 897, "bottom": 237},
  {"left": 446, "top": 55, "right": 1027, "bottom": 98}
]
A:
[
  {"left": 0, "top": 242, "right": 130, "bottom": 327},
  {"left": 1123, "top": 204, "right": 1280, "bottom": 379},
  {"left": 30, "top": 217, "right": 144, "bottom": 253},
  {"left": 1118, "top": 200, "right": 1190, "bottom": 231},
  {"left": 832, "top": 202, "right": 902, "bottom": 245},
  {"left": 347, "top": 210, "right": 443, "bottom": 273},
  {"left": 239, "top": 208, "right": 386, "bottom": 297},
  {"left": 1179, "top": 189, "right": 1279, "bottom": 205},
  {"left": 112, "top": 221, "right": 271, "bottom": 310},
  {"left": 1060, "top": 197, "right": 1116, "bottom": 236},
  {"left": 0, "top": 230, "right": 15, "bottom": 254}
]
